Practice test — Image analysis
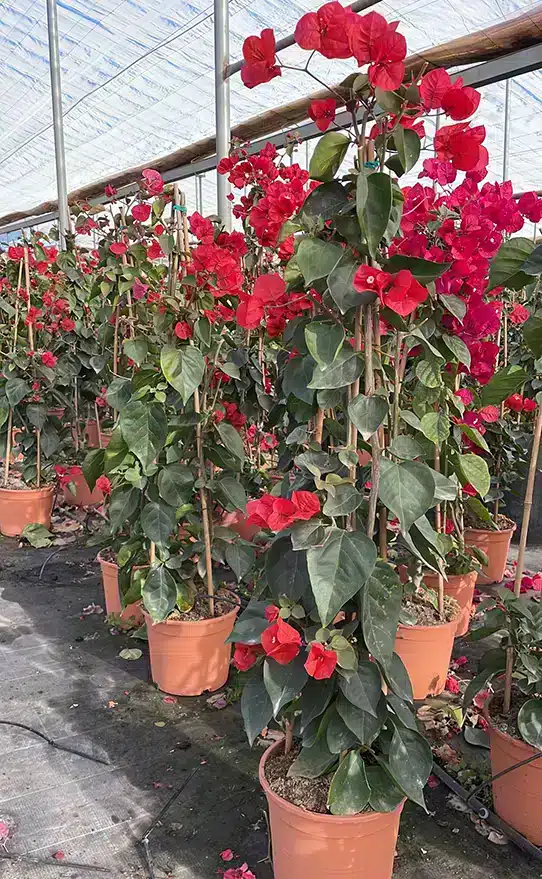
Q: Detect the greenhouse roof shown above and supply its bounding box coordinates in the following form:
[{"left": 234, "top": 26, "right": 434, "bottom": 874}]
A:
[{"left": 1, "top": 0, "right": 542, "bottom": 222}]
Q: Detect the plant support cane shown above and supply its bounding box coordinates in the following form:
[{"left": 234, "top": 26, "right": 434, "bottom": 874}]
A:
[{"left": 503, "top": 402, "right": 542, "bottom": 713}]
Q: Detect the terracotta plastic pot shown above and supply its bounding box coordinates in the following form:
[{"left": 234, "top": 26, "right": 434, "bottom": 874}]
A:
[
  {"left": 143, "top": 596, "right": 239, "bottom": 696},
  {"left": 0, "top": 484, "right": 54, "bottom": 537},
  {"left": 487, "top": 714, "right": 542, "bottom": 844},
  {"left": 85, "top": 420, "right": 112, "bottom": 449},
  {"left": 423, "top": 570, "right": 477, "bottom": 637},
  {"left": 259, "top": 739, "right": 404, "bottom": 879},
  {"left": 63, "top": 471, "right": 104, "bottom": 507},
  {"left": 220, "top": 509, "right": 260, "bottom": 541},
  {"left": 97, "top": 553, "right": 145, "bottom": 625},
  {"left": 394, "top": 617, "right": 457, "bottom": 699},
  {"left": 464, "top": 526, "right": 516, "bottom": 584}
]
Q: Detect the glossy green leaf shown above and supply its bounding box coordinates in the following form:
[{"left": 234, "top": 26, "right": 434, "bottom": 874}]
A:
[
  {"left": 337, "top": 692, "right": 386, "bottom": 745},
  {"left": 394, "top": 125, "right": 421, "bottom": 173},
  {"left": 420, "top": 412, "right": 451, "bottom": 446},
  {"left": 141, "top": 565, "right": 177, "bottom": 622},
  {"left": 305, "top": 322, "right": 345, "bottom": 367},
  {"left": 388, "top": 725, "right": 433, "bottom": 809},
  {"left": 361, "top": 561, "right": 403, "bottom": 672},
  {"left": 442, "top": 334, "right": 471, "bottom": 368},
  {"left": 263, "top": 654, "right": 308, "bottom": 719},
  {"left": 299, "top": 181, "right": 349, "bottom": 223},
  {"left": 328, "top": 252, "right": 375, "bottom": 314},
  {"left": 385, "top": 653, "right": 414, "bottom": 703},
  {"left": 322, "top": 483, "right": 363, "bottom": 517},
  {"left": 487, "top": 237, "right": 535, "bottom": 291},
  {"left": 379, "top": 459, "right": 436, "bottom": 532},
  {"left": 216, "top": 477, "right": 247, "bottom": 512},
  {"left": 361, "top": 172, "right": 392, "bottom": 258},
  {"left": 327, "top": 751, "right": 370, "bottom": 815},
  {"left": 348, "top": 393, "right": 388, "bottom": 440},
  {"left": 82, "top": 448, "right": 105, "bottom": 492},
  {"left": 299, "top": 676, "right": 335, "bottom": 731},
  {"left": 309, "top": 131, "right": 349, "bottom": 182},
  {"left": 241, "top": 673, "right": 274, "bottom": 746},
  {"left": 458, "top": 453, "right": 490, "bottom": 497},
  {"left": 123, "top": 337, "right": 148, "bottom": 366},
  {"left": 160, "top": 345, "right": 204, "bottom": 404},
  {"left": 5, "top": 378, "right": 29, "bottom": 407},
  {"left": 140, "top": 500, "right": 176, "bottom": 545},
  {"left": 309, "top": 349, "right": 362, "bottom": 390},
  {"left": 282, "top": 355, "right": 315, "bottom": 404},
  {"left": 385, "top": 255, "right": 451, "bottom": 283},
  {"left": 106, "top": 376, "right": 132, "bottom": 411},
  {"left": 307, "top": 530, "right": 377, "bottom": 627},
  {"left": 120, "top": 400, "right": 167, "bottom": 470},
  {"left": 157, "top": 463, "right": 194, "bottom": 507},
  {"left": 339, "top": 660, "right": 382, "bottom": 717},
  {"left": 480, "top": 365, "right": 529, "bottom": 406},
  {"left": 517, "top": 699, "right": 542, "bottom": 749},
  {"left": 296, "top": 238, "right": 343, "bottom": 285},
  {"left": 367, "top": 764, "right": 405, "bottom": 812},
  {"left": 266, "top": 535, "right": 310, "bottom": 601},
  {"left": 225, "top": 543, "right": 255, "bottom": 582},
  {"left": 109, "top": 485, "right": 139, "bottom": 532}
]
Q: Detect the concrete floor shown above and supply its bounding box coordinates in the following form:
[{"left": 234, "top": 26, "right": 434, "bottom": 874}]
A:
[{"left": 0, "top": 539, "right": 541, "bottom": 879}]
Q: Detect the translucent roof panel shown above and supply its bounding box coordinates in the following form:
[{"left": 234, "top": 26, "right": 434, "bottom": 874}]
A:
[{"left": 1, "top": 0, "right": 542, "bottom": 221}]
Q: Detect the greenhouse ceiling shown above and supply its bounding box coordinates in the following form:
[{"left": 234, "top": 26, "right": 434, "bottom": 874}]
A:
[{"left": 1, "top": 0, "right": 542, "bottom": 222}]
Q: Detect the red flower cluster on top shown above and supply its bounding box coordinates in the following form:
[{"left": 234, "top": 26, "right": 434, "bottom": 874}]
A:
[
  {"left": 505, "top": 394, "right": 537, "bottom": 413},
  {"left": 353, "top": 265, "right": 428, "bottom": 317},
  {"left": 247, "top": 491, "right": 320, "bottom": 532},
  {"left": 186, "top": 215, "right": 247, "bottom": 300},
  {"left": 241, "top": 28, "right": 281, "bottom": 89},
  {"left": 420, "top": 69, "right": 480, "bottom": 121}
]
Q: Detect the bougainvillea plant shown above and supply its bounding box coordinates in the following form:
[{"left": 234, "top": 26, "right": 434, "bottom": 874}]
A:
[{"left": 225, "top": 1, "right": 542, "bottom": 814}]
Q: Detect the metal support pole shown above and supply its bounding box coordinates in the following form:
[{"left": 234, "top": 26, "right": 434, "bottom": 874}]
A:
[
  {"left": 214, "top": 0, "right": 231, "bottom": 228},
  {"left": 196, "top": 174, "right": 204, "bottom": 215},
  {"left": 502, "top": 78, "right": 511, "bottom": 181},
  {"left": 46, "top": 0, "right": 70, "bottom": 249}
]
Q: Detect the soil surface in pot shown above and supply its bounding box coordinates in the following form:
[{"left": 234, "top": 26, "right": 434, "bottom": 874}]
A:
[
  {"left": 489, "top": 688, "right": 531, "bottom": 741},
  {"left": 167, "top": 587, "right": 236, "bottom": 622},
  {"left": 464, "top": 511, "right": 515, "bottom": 531},
  {"left": 264, "top": 743, "right": 334, "bottom": 813},
  {"left": 402, "top": 594, "right": 459, "bottom": 626},
  {"left": 1, "top": 472, "right": 52, "bottom": 490},
  {"left": 99, "top": 547, "right": 117, "bottom": 563}
]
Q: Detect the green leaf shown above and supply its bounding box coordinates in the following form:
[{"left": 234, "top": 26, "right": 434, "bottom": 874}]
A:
[
  {"left": 160, "top": 345, "right": 204, "bottom": 404},
  {"left": 420, "top": 412, "right": 451, "bottom": 446},
  {"left": 379, "top": 459, "right": 436, "bottom": 532},
  {"left": 21, "top": 523, "right": 53, "bottom": 548},
  {"left": 282, "top": 355, "right": 315, "bottom": 404},
  {"left": 104, "top": 428, "right": 129, "bottom": 473},
  {"left": 309, "top": 131, "right": 350, "bottom": 182},
  {"left": 339, "top": 660, "right": 382, "bottom": 717},
  {"left": 487, "top": 237, "right": 534, "bottom": 291},
  {"left": 388, "top": 436, "right": 425, "bottom": 460},
  {"left": 458, "top": 454, "right": 490, "bottom": 497},
  {"left": 216, "top": 421, "right": 245, "bottom": 467},
  {"left": 288, "top": 730, "right": 337, "bottom": 778},
  {"left": 361, "top": 561, "right": 402, "bottom": 673},
  {"left": 385, "top": 653, "right": 414, "bottom": 703},
  {"left": 123, "top": 337, "right": 148, "bottom": 366},
  {"left": 480, "top": 365, "right": 529, "bottom": 406},
  {"left": 388, "top": 725, "right": 433, "bottom": 809},
  {"left": 366, "top": 765, "right": 405, "bottom": 812},
  {"left": 291, "top": 520, "right": 326, "bottom": 551},
  {"left": 266, "top": 535, "right": 310, "bottom": 601},
  {"left": 296, "top": 238, "right": 343, "bottom": 285},
  {"left": 385, "top": 255, "right": 450, "bottom": 284},
  {"left": 307, "top": 530, "right": 377, "bottom": 627},
  {"left": 517, "top": 699, "right": 542, "bottom": 749},
  {"left": 227, "top": 601, "right": 270, "bottom": 645},
  {"left": 216, "top": 477, "right": 247, "bottom": 512},
  {"left": 109, "top": 485, "right": 139, "bottom": 531},
  {"left": 326, "top": 704, "right": 358, "bottom": 753},
  {"left": 5, "top": 378, "right": 29, "bottom": 407},
  {"left": 309, "top": 349, "right": 362, "bottom": 390},
  {"left": 322, "top": 484, "right": 363, "bottom": 517},
  {"left": 140, "top": 500, "right": 176, "bottom": 545},
  {"left": 356, "top": 169, "right": 369, "bottom": 226},
  {"left": 440, "top": 294, "right": 467, "bottom": 321},
  {"left": 328, "top": 252, "right": 374, "bottom": 314},
  {"left": 416, "top": 359, "right": 442, "bottom": 388},
  {"left": 442, "top": 334, "right": 471, "bottom": 368},
  {"left": 327, "top": 751, "right": 370, "bottom": 815},
  {"left": 106, "top": 376, "right": 132, "bottom": 411},
  {"left": 26, "top": 403, "right": 47, "bottom": 430},
  {"left": 142, "top": 565, "right": 177, "bottom": 622},
  {"left": 348, "top": 393, "right": 388, "bottom": 441},
  {"left": 157, "top": 463, "right": 194, "bottom": 507},
  {"left": 241, "top": 673, "right": 274, "bottom": 746},
  {"left": 299, "top": 181, "right": 349, "bottom": 223},
  {"left": 394, "top": 126, "right": 421, "bottom": 173},
  {"left": 120, "top": 400, "right": 167, "bottom": 470},
  {"left": 263, "top": 654, "right": 308, "bottom": 718},
  {"left": 305, "top": 322, "right": 345, "bottom": 367},
  {"left": 462, "top": 669, "right": 494, "bottom": 709},
  {"left": 82, "top": 448, "right": 105, "bottom": 492},
  {"left": 225, "top": 543, "right": 255, "bottom": 582},
  {"left": 458, "top": 424, "right": 489, "bottom": 453},
  {"left": 523, "top": 311, "right": 542, "bottom": 358},
  {"left": 299, "top": 677, "right": 335, "bottom": 731},
  {"left": 361, "top": 172, "right": 392, "bottom": 258},
  {"left": 386, "top": 693, "right": 418, "bottom": 731},
  {"left": 337, "top": 692, "right": 386, "bottom": 745}
]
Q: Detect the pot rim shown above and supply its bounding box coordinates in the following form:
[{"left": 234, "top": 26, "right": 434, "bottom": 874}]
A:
[
  {"left": 259, "top": 738, "right": 404, "bottom": 824},
  {"left": 423, "top": 569, "right": 477, "bottom": 584},
  {"left": 142, "top": 589, "right": 240, "bottom": 628},
  {"left": 397, "top": 612, "right": 460, "bottom": 633},
  {"left": 0, "top": 484, "right": 54, "bottom": 496},
  {"left": 97, "top": 551, "right": 149, "bottom": 573},
  {"left": 464, "top": 525, "right": 516, "bottom": 536},
  {"left": 483, "top": 695, "right": 541, "bottom": 756}
]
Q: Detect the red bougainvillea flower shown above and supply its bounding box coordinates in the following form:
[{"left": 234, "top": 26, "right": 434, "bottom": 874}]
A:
[
  {"left": 132, "top": 203, "right": 151, "bottom": 222},
  {"left": 435, "top": 123, "right": 487, "bottom": 172},
  {"left": 104, "top": 183, "right": 117, "bottom": 198},
  {"left": 7, "top": 245, "right": 24, "bottom": 260},
  {"left": 261, "top": 617, "right": 302, "bottom": 665},
  {"left": 295, "top": 1, "right": 352, "bottom": 59},
  {"left": 223, "top": 864, "right": 256, "bottom": 879},
  {"left": 504, "top": 393, "right": 524, "bottom": 413},
  {"left": 445, "top": 675, "right": 460, "bottom": 694},
  {"left": 223, "top": 402, "right": 246, "bottom": 430},
  {"left": 518, "top": 191, "right": 542, "bottom": 222},
  {"left": 352, "top": 265, "right": 390, "bottom": 296},
  {"left": 265, "top": 605, "right": 280, "bottom": 622},
  {"left": 96, "top": 475, "right": 111, "bottom": 495},
  {"left": 237, "top": 273, "right": 286, "bottom": 329},
  {"left": 523, "top": 398, "right": 537, "bottom": 413},
  {"left": 509, "top": 303, "right": 529, "bottom": 325},
  {"left": 381, "top": 270, "right": 428, "bottom": 316},
  {"left": 220, "top": 849, "right": 235, "bottom": 862},
  {"left": 174, "top": 320, "right": 192, "bottom": 340},
  {"left": 41, "top": 351, "right": 57, "bottom": 368},
  {"left": 466, "top": 341, "right": 499, "bottom": 385},
  {"left": 305, "top": 642, "right": 338, "bottom": 679},
  {"left": 132, "top": 278, "right": 148, "bottom": 301},
  {"left": 110, "top": 242, "right": 127, "bottom": 256},
  {"left": 420, "top": 68, "right": 480, "bottom": 120},
  {"left": 246, "top": 491, "right": 320, "bottom": 532},
  {"left": 291, "top": 491, "right": 321, "bottom": 520},
  {"left": 478, "top": 405, "right": 500, "bottom": 423},
  {"left": 246, "top": 495, "right": 275, "bottom": 529},
  {"left": 233, "top": 644, "right": 263, "bottom": 671},
  {"left": 241, "top": 28, "right": 281, "bottom": 88},
  {"left": 141, "top": 168, "right": 164, "bottom": 195},
  {"left": 473, "top": 688, "right": 489, "bottom": 710},
  {"left": 308, "top": 98, "right": 337, "bottom": 132},
  {"left": 462, "top": 483, "right": 478, "bottom": 497},
  {"left": 349, "top": 12, "right": 407, "bottom": 91},
  {"left": 455, "top": 388, "right": 474, "bottom": 406},
  {"left": 60, "top": 317, "right": 75, "bottom": 332},
  {"left": 147, "top": 240, "right": 164, "bottom": 260}
]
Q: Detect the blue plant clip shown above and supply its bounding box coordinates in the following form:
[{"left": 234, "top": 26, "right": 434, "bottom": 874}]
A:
[{"left": 364, "top": 160, "right": 379, "bottom": 169}]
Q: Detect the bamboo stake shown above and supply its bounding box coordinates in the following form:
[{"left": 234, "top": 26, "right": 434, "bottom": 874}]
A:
[
  {"left": 194, "top": 386, "right": 215, "bottom": 616},
  {"left": 149, "top": 542, "right": 156, "bottom": 565},
  {"left": 36, "top": 430, "right": 41, "bottom": 488},
  {"left": 94, "top": 402, "right": 103, "bottom": 449},
  {"left": 120, "top": 209, "right": 135, "bottom": 338},
  {"left": 346, "top": 307, "right": 363, "bottom": 531},
  {"left": 314, "top": 408, "right": 325, "bottom": 445},
  {"left": 434, "top": 445, "right": 445, "bottom": 619},
  {"left": 364, "top": 303, "right": 381, "bottom": 538},
  {"left": 169, "top": 186, "right": 181, "bottom": 297},
  {"left": 12, "top": 259, "right": 23, "bottom": 353},
  {"left": 73, "top": 377, "right": 80, "bottom": 454},
  {"left": 23, "top": 245, "right": 34, "bottom": 352},
  {"left": 503, "top": 403, "right": 542, "bottom": 713},
  {"left": 3, "top": 410, "right": 13, "bottom": 486}
]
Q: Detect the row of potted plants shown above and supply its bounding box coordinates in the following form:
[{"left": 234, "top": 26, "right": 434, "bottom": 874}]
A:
[{"left": 2, "top": 3, "right": 542, "bottom": 874}]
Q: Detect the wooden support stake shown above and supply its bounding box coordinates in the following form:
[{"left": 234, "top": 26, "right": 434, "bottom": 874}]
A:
[
  {"left": 504, "top": 403, "right": 542, "bottom": 713},
  {"left": 73, "top": 377, "right": 80, "bottom": 454},
  {"left": 434, "top": 445, "right": 445, "bottom": 619},
  {"left": 194, "top": 387, "right": 215, "bottom": 616},
  {"left": 23, "top": 245, "right": 34, "bottom": 352},
  {"left": 36, "top": 430, "right": 41, "bottom": 488},
  {"left": 149, "top": 542, "right": 156, "bottom": 565},
  {"left": 94, "top": 402, "right": 103, "bottom": 449},
  {"left": 3, "top": 410, "right": 13, "bottom": 487},
  {"left": 364, "top": 303, "right": 381, "bottom": 538},
  {"left": 12, "top": 259, "right": 24, "bottom": 353},
  {"left": 314, "top": 408, "right": 325, "bottom": 445}
]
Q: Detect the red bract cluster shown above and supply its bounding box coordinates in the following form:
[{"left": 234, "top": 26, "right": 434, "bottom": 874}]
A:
[
  {"left": 261, "top": 617, "right": 302, "bottom": 664},
  {"left": 505, "top": 394, "right": 537, "bottom": 413},
  {"left": 353, "top": 266, "right": 428, "bottom": 317},
  {"left": 420, "top": 69, "right": 480, "bottom": 121},
  {"left": 241, "top": 28, "right": 281, "bottom": 88},
  {"left": 237, "top": 272, "right": 314, "bottom": 337},
  {"left": 247, "top": 491, "right": 320, "bottom": 532},
  {"left": 186, "top": 213, "right": 247, "bottom": 300}
]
